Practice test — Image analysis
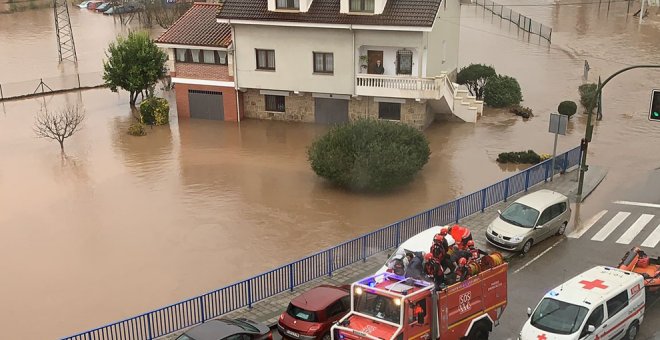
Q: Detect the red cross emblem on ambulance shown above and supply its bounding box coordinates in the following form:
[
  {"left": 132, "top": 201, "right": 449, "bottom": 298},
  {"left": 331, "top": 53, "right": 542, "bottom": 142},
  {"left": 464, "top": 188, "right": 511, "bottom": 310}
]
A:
[
  {"left": 579, "top": 279, "right": 608, "bottom": 290},
  {"left": 537, "top": 334, "right": 547, "bottom": 340}
]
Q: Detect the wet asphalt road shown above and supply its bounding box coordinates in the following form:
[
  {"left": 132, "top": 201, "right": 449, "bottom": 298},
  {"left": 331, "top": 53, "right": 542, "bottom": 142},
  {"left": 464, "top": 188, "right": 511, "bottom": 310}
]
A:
[
  {"left": 493, "top": 169, "right": 660, "bottom": 340},
  {"left": 273, "top": 171, "right": 660, "bottom": 340}
]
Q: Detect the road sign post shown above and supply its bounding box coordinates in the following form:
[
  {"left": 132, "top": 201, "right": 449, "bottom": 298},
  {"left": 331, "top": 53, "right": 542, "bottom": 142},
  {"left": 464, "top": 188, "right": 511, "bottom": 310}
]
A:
[{"left": 548, "top": 113, "right": 568, "bottom": 182}]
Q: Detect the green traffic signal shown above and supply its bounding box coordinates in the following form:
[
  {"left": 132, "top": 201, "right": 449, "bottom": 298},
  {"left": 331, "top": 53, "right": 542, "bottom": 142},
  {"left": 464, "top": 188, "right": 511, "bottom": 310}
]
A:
[{"left": 651, "top": 90, "right": 660, "bottom": 121}]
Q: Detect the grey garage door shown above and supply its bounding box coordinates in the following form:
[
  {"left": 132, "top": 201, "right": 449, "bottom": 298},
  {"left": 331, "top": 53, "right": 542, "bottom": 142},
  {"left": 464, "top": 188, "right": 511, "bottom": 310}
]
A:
[
  {"left": 188, "top": 90, "right": 224, "bottom": 120},
  {"left": 314, "top": 98, "right": 349, "bottom": 124}
]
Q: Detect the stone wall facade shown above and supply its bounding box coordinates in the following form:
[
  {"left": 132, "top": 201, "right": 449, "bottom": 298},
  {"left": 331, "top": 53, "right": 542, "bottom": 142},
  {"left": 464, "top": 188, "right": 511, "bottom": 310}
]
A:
[
  {"left": 347, "top": 97, "right": 433, "bottom": 129},
  {"left": 242, "top": 89, "right": 315, "bottom": 123}
]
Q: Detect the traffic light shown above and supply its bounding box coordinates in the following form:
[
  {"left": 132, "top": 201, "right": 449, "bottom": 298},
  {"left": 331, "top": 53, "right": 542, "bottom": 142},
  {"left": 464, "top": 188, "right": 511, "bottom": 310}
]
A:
[{"left": 650, "top": 89, "right": 660, "bottom": 122}]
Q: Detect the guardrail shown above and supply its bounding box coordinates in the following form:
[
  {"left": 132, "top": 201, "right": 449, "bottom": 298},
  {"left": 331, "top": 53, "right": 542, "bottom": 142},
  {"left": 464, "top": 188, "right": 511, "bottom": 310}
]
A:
[
  {"left": 474, "top": 0, "right": 553, "bottom": 43},
  {"left": 62, "top": 145, "right": 582, "bottom": 340}
]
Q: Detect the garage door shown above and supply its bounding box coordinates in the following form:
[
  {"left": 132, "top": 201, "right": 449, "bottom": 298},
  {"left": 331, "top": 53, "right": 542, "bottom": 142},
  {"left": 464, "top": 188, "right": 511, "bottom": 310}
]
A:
[
  {"left": 314, "top": 98, "right": 349, "bottom": 124},
  {"left": 188, "top": 90, "right": 224, "bottom": 120}
]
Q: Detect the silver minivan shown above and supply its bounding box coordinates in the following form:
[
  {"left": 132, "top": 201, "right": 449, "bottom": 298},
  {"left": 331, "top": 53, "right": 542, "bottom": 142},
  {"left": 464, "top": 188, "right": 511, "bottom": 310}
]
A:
[{"left": 486, "top": 189, "right": 571, "bottom": 253}]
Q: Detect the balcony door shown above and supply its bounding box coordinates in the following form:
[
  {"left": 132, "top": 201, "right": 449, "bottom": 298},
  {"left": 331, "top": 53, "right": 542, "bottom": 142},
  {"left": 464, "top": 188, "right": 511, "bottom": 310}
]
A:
[{"left": 367, "top": 50, "right": 384, "bottom": 75}]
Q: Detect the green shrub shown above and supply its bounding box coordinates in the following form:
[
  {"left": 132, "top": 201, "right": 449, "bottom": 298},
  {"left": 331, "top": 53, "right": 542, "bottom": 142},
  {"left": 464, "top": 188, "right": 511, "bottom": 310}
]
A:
[
  {"left": 308, "top": 119, "right": 431, "bottom": 192},
  {"left": 558, "top": 100, "right": 578, "bottom": 118},
  {"left": 139, "top": 97, "right": 170, "bottom": 126},
  {"left": 483, "top": 75, "right": 523, "bottom": 108},
  {"left": 456, "top": 64, "right": 496, "bottom": 100},
  {"left": 510, "top": 105, "right": 533, "bottom": 119},
  {"left": 578, "top": 83, "right": 598, "bottom": 114},
  {"left": 497, "top": 150, "right": 542, "bottom": 164},
  {"left": 127, "top": 122, "right": 146, "bottom": 136}
]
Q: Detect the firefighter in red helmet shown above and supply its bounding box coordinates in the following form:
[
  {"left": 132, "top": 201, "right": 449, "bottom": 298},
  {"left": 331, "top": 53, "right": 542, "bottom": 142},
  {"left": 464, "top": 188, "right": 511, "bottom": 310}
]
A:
[
  {"left": 424, "top": 252, "right": 445, "bottom": 290},
  {"left": 467, "top": 240, "right": 488, "bottom": 260}
]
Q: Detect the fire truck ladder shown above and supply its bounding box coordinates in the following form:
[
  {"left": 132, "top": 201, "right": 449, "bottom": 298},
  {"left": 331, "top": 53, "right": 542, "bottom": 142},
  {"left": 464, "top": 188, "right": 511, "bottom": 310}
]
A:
[{"left": 53, "top": 0, "right": 78, "bottom": 62}]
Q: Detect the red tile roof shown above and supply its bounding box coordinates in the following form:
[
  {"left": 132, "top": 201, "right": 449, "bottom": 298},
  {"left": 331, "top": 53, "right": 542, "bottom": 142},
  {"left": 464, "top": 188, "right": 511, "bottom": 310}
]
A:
[
  {"left": 217, "top": 0, "right": 443, "bottom": 27},
  {"left": 157, "top": 3, "right": 232, "bottom": 48}
]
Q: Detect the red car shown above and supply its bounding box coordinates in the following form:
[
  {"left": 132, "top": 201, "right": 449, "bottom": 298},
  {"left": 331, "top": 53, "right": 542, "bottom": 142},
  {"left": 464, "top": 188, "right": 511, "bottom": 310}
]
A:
[{"left": 277, "top": 285, "right": 350, "bottom": 340}]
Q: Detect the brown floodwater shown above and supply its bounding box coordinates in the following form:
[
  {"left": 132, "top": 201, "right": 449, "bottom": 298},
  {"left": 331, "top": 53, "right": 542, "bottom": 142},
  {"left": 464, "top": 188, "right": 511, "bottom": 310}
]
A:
[{"left": 1, "top": 2, "right": 660, "bottom": 339}]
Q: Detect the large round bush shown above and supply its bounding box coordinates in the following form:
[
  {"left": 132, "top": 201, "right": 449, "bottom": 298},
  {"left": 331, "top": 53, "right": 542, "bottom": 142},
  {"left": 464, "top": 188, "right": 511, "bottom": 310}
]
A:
[
  {"left": 139, "top": 97, "right": 170, "bottom": 126},
  {"left": 308, "top": 119, "right": 430, "bottom": 192},
  {"left": 483, "top": 75, "right": 523, "bottom": 108}
]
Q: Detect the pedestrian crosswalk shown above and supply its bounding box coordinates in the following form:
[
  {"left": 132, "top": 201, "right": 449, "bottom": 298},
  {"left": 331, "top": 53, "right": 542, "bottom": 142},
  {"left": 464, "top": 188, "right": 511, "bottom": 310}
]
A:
[{"left": 568, "top": 209, "right": 660, "bottom": 248}]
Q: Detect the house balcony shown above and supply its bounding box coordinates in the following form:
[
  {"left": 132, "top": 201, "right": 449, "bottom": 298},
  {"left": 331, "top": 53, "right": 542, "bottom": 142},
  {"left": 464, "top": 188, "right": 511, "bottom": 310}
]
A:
[
  {"left": 355, "top": 73, "right": 484, "bottom": 123},
  {"left": 355, "top": 74, "right": 444, "bottom": 99}
]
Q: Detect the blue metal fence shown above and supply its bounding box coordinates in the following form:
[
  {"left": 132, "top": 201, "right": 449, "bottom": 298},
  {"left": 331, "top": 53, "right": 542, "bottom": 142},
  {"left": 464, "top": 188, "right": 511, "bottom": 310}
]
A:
[{"left": 62, "top": 146, "right": 582, "bottom": 340}]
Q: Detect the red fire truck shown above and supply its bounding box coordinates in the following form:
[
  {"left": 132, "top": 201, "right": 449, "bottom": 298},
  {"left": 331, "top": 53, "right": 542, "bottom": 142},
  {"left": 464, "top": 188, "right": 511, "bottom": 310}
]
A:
[{"left": 331, "top": 255, "right": 508, "bottom": 340}]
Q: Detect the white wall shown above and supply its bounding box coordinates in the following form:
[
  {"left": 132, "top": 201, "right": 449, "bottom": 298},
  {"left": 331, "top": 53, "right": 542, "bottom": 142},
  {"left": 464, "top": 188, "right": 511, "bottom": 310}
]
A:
[
  {"left": 426, "top": 0, "right": 461, "bottom": 77},
  {"left": 233, "top": 25, "right": 354, "bottom": 94}
]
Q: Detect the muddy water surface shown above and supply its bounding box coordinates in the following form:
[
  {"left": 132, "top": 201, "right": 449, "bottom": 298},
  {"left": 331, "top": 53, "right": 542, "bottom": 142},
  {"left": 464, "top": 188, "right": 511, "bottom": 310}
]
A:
[{"left": 1, "top": 1, "right": 660, "bottom": 339}]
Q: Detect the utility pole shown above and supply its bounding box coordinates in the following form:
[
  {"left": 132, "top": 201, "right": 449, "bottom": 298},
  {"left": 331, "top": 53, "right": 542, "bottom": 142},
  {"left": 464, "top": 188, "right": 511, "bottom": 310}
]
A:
[
  {"left": 53, "top": 0, "right": 77, "bottom": 62},
  {"left": 575, "top": 65, "right": 660, "bottom": 202}
]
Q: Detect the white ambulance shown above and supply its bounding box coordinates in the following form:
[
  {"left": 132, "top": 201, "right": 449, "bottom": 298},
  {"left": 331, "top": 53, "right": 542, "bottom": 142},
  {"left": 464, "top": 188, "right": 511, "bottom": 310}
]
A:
[{"left": 519, "top": 266, "right": 645, "bottom": 340}]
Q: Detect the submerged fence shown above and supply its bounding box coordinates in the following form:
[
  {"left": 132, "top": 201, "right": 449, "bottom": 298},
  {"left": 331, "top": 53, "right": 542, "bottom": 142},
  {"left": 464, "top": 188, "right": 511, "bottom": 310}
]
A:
[
  {"left": 474, "top": 0, "right": 553, "bottom": 43},
  {"left": 0, "top": 71, "right": 105, "bottom": 102},
  {"left": 62, "top": 146, "right": 582, "bottom": 340}
]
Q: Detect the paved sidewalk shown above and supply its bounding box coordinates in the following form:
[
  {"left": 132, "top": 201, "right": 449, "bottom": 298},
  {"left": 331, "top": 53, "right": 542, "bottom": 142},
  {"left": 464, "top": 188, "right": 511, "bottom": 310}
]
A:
[{"left": 161, "top": 165, "right": 607, "bottom": 339}]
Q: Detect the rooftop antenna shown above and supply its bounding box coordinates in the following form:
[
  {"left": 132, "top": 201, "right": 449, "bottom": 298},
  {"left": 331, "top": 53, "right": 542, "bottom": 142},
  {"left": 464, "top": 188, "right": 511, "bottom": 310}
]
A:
[{"left": 560, "top": 269, "right": 566, "bottom": 292}]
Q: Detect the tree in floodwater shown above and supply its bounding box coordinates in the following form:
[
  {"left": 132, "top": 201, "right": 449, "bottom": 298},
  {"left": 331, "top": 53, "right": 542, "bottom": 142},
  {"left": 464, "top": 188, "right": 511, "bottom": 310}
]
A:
[
  {"left": 456, "top": 64, "right": 496, "bottom": 100},
  {"left": 103, "top": 31, "right": 167, "bottom": 106},
  {"left": 33, "top": 104, "right": 85, "bottom": 152}
]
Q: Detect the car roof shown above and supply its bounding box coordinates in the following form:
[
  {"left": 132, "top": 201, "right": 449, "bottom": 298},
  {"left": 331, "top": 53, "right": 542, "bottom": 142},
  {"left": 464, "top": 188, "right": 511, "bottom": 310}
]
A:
[
  {"left": 544, "top": 266, "right": 642, "bottom": 307},
  {"left": 514, "top": 189, "right": 567, "bottom": 209},
  {"left": 291, "top": 285, "right": 348, "bottom": 312},
  {"left": 183, "top": 319, "right": 266, "bottom": 340}
]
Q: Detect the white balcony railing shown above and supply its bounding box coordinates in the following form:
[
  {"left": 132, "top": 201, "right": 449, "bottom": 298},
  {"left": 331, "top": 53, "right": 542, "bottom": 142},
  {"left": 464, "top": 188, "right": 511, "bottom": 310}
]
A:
[{"left": 355, "top": 74, "right": 443, "bottom": 99}]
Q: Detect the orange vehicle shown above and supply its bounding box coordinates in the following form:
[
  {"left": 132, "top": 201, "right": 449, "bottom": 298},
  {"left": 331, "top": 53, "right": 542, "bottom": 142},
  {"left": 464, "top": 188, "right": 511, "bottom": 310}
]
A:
[
  {"left": 331, "top": 254, "right": 507, "bottom": 340},
  {"left": 617, "top": 246, "right": 660, "bottom": 293}
]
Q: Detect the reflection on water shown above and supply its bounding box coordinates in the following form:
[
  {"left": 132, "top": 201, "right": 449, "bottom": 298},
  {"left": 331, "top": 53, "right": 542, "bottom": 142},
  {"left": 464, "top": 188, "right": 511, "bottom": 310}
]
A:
[{"left": 0, "top": 1, "right": 659, "bottom": 339}]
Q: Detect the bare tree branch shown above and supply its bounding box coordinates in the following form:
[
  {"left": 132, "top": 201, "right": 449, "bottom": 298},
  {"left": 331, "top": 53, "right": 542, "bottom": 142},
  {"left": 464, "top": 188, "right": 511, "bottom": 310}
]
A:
[{"left": 33, "top": 104, "right": 85, "bottom": 152}]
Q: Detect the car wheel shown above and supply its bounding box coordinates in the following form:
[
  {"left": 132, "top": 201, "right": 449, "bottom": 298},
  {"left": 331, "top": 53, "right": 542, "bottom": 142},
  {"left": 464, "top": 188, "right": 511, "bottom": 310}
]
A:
[
  {"left": 322, "top": 332, "right": 331, "bottom": 340},
  {"left": 625, "top": 321, "right": 639, "bottom": 340},
  {"left": 521, "top": 240, "right": 533, "bottom": 254},
  {"left": 556, "top": 222, "right": 567, "bottom": 236}
]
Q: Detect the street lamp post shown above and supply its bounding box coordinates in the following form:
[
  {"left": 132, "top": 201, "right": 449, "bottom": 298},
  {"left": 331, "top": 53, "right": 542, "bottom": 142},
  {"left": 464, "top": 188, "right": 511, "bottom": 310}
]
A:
[{"left": 575, "top": 65, "right": 660, "bottom": 202}]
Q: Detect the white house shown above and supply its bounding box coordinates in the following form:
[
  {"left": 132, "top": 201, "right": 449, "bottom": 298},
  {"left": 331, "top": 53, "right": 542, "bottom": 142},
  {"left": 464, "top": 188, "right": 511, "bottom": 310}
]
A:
[{"left": 158, "top": 0, "right": 483, "bottom": 127}]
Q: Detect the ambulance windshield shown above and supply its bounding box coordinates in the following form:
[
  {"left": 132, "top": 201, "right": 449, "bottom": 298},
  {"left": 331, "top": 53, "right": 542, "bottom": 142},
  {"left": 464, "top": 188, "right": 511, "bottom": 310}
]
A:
[{"left": 531, "top": 298, "right": 588, "bottom": 335}]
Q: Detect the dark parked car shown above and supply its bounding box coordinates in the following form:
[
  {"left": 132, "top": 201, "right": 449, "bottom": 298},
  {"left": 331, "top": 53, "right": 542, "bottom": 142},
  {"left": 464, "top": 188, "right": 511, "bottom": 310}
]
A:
[
  {"left": 278, "top": 285, "right": 350, "bottom": 340},
  {"left": 176, "top": 318, "right": 272, "bottom": 340}
]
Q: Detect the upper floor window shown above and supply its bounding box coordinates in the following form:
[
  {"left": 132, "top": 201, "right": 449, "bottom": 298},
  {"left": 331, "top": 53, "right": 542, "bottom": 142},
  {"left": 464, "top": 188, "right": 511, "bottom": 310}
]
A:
[
  {"left": 396, "top": 50, "right": 412, "bottom": 75},
  {"left": 350, "top": 0, "right": 374, "bottom": 12},
  {"left": 313, "top": 52, "right": 334, "bottom": 74},
  {"left": 175, "top": 48, "right": 227, "bottom": 65},
  {"left": 256, "top": 49, "right": 276, "bottom": 70},
  {"left": 276, "top": 0, "right": 299, "bottom": 9}
]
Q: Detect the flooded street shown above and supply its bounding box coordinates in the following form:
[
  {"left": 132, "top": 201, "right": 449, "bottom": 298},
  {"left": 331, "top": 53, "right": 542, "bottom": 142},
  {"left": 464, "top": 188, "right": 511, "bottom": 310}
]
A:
[{"left": 1, "top": 2, "right": 659, "bottom": 339}]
